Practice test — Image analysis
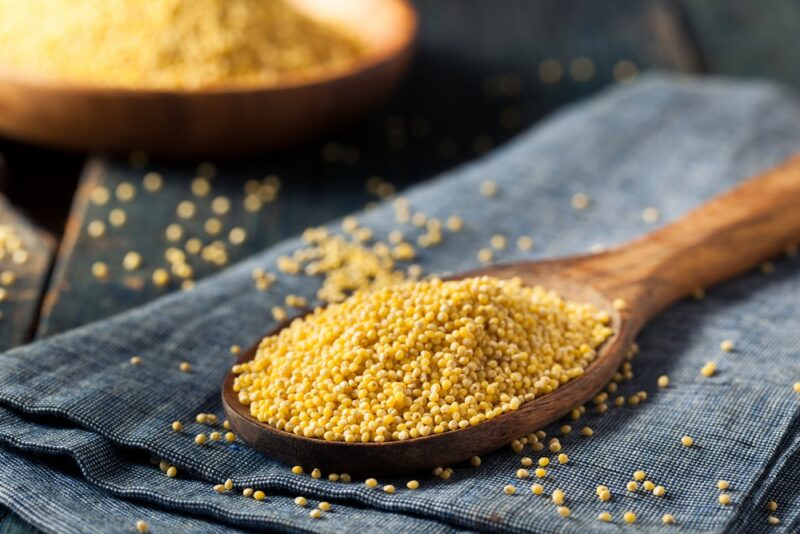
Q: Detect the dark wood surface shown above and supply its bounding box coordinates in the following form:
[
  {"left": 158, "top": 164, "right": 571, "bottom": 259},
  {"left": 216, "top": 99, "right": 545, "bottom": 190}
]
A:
[{"left": 2, "top": 0, "right": 800, "bottom": 531}]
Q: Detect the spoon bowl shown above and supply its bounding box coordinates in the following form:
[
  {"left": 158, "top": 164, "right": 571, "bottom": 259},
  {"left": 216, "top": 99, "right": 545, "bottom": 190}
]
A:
[
  {"left": 0, "top": 0, "right": 417, "bottom": 157},
  {"left": 223, "top": 154, "right": 800, "bottom": 476}
]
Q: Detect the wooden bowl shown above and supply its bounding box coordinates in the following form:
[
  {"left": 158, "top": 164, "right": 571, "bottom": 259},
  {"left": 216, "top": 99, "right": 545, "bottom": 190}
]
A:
[{"left": 0, "top": 0, "right": 417, "bottom": 157}]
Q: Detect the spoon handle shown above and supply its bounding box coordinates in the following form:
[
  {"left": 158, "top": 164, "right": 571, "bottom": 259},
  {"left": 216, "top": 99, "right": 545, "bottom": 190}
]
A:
[{"left": 576, "top": 154, "right": 800, "bottom": 324}]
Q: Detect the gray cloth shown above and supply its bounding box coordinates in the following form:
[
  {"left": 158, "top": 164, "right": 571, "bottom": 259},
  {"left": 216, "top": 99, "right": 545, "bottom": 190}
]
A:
[{"left": 0, "top": 74, "right": 799, "bottom": 533}]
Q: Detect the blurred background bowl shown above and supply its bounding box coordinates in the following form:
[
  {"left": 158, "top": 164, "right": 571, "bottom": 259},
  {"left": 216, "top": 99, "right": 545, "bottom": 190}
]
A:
[{"left": 0, "top": 0, "right": 417, "bottom": 158}]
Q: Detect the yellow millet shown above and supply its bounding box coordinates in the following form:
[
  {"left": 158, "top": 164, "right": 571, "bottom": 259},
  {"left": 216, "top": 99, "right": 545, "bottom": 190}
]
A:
[
  {"left": 233, "top": 276, "right": 612, "bottom": 443},
  {"left": 0, "top": 0, "right": 365, "bottom": 90}
]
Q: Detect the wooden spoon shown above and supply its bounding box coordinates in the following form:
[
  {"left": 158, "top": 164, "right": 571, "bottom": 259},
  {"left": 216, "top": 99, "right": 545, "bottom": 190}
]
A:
[
  {"left": 0, "top": 0, "right": 416, "bottom": 157},
  {"left": 223, "top": 155, "right": 800, "bottom": 476}
]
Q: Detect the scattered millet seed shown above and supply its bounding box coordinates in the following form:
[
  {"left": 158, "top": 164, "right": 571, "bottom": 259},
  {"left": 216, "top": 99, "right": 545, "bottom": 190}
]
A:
[
  {"left": 612, "top": 298, "right": 626, "bottom": 311},
  {"left": 271, "top": 306, "right": 287, "bottom": 322},
  {"left": 516, "top": 469, "right": 529, "bottom": 479},
  {"left": 552, "top": 489, "right": 565, "bottom": 505},
  {"left": 521, "top": 457, "right": 533, "bottom": 467},
  {"left": 229, "top": 227, "right": 247, "bottom": 246},
  {"left": 318, "top": 502, "right": 331, "bottom": 511},
  {"left": 623, "top": 511, "right": 637, "bottom": 524},
  {"left": 557, "top": 454, "right": 569, "bottom": 465},
  {"left": 87, "top": 220, "right": 106, "bottom": 238},
  {"left": 470, "top": 456, "right": 482, "bottom": 467},
  {"left": 531, "top": 483, "right": 544, "bottom": 495},
  {"left": 642, "top": 207, "right": 660, "bottom": 223},
  {"left": 538, "top": 457, "right": 550, "bottom": 467},
  {"left": 171, "top": 421, "right": 182, "bottom": 432},
  {"left": 406, "top": 480, "right": 420, "bottom": 490},
  {"left": 534, "top": 468, "right": 547, "bottom": 478},
  {"left": 658, "top": 375, "right": 670, "bottom": 388},
  {"left": 653, "top": 485, "right": 665, "bottom": 497},
  {"left": 177, "top": 200, "right": 196, "bottom": 219},
  {"left": 719, "top": 494, "right": 731, "bottom": 505},
  {"left": 598, "top": 512, "right": 612, "bottom": 522},
  {"left": 503, "top": 485, "right": 517, "bottom": 495},
  {"left": 295, "top": 496, "right": 308, "bottom": 507},
  {"left": 557, "top": 506, "right": 571, "bottom": 518},
  {"left": 490, "top": 234, "right": 507, "bottom": 250},
  {"left": 209, "top": 431, "right": 221, "bottom": 441},
  {"left": 596, "top": 403, "right": 608, "bottom": 414},
  {"left": 135, "top": 520, "right": 149, "bottom": 533},
  {"left": 166, "top": 466, "right": 177, "bottom": 478},
  {"left": 793, "top": 382, "right": 800, "bottom": 393},
  {"left": 196, "top": 413, "right": 208, "bottom": 424},
  {"left": 90, "top": 186, "right": 111, "bottom": 205},
  {"left": 701, "top": 362, "right": 717, "bottom": 377},
  {"left": 311, "top": 468, "right": 322, "bottom": 479},
  {"left": 717, "top": 480, "right": 730, "bottom": 490},
  {"left": 767, "top": 501, "right": 778, "bottom": 512},
  {"left": 152, "top": 268, "right": 170, "bottom": 286},
  {"left": 365, "top": 478, "right": 378, "bottom": 488},
  {"left": 598, "top": 490, "right": 611, "bottom": 502},
  {"left": 549, "top": 441, "right": 562, "bottom": 453},
  {"left": 510, "top": 440, "right": 523, "bottom": 453},
  {"left": 517, "top": 236, "right": 534, "bottom": 251},
  {"left": 440, "top": 468, "right": 453, "bottom": 480},
  {"left": 223, "top": 479, "right": 233, "bottom": 491},
  {"left": 179, "top": 361, "right": 192, "bottom": 372},
  {"left": 291, "top": 466, "right": 303, "bottom": 475},
  {"left": 662, "top": 514, "right": 675, "bottom": 525},
  {"left": 532, "top": 442, "right": 544, "bottom": 452},
  {"left": 720, "top": 340, "right": 734, "bottom": 352},
  {"left": 446, "top": 216, "right": 463, "bottom": 232},
  {"left": 309, "top": 509, "right": 322, "bottom": 519},
  {"left": 158, "top": 460, "right": 169, "bottom": 472},
  {"left": 253, "top": 490, "right": 266, "bottom": 501},
  {"left": 571, "top": 193, "right": 589, "bottom": 210},
  {"left": 581, "top": 426, "right": 594, "bottom": 436},
  {"left": 480, "top": 180, "right": 498, "bottom": 198},
  {"left": 143, "top": 172, "right": 163, "bottom": 192},
  {"left": 165, "top": 224, "right": 183, "bottom": 242},
  {"left": 109, "top": 208, "right": 127, "bottom": 227},
  {"left": 328, "top": 473, "right": 339, "bottom": 482},
  {"left": 477, "top": 248, "right": 494, "bottom": 263},
  {"left": 207, "top": 414, "right": 218, "bottom": 425},
  {"left": 767, "top": 516, "right": 780, "bottom": 525},
  {"left": 213, "top": 484, "right": 225, "bottom": 493},
  {"left": 626, "top": 481, "right": 639, "bottom": 492},
  {"left": 130, "top": 356, "right": 142, "bottom": 365},
  {"left": 614, "top": 396, "right": 625, "bottom": 407},
  {"left": 225, "top": 432, "right": 235, "bottom": 442},
  {"left": 122, "top": 251, "right": 142, "bottom": 271},
  {"left": 91, "top": 261, "right": 109, "bottom": 280},
  {"left": 634, "top": 471, "right": 646, "bottom": 482},
  {"left": 643, "top": 480, "right": 655, "bottom": 491},
  {"left": 560, "top": 424, "right": 571, "bottom": 435},
  {"left": 595, "top": 485, "right": 608, "bottom": 495},
  {"left": 384, "top": 485, "right": 396, "bottom": 494},
  {"left": 243, "top": 488, "right": 254, "bottom": 497},
  {"left": 116, "top": 182, "right": 136, "bottom": 202},
  {"left": 432, "top": 467, "right": 443, "bottom": 476}
]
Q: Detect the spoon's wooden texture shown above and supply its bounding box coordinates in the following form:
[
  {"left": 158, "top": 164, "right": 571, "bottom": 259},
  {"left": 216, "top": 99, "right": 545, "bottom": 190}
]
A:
[
  {"left": 223, "top": 154, "right": 800, "bottom": 476},
  {"left": 0, "top": 0, "right": 416, "bottom": 157}
]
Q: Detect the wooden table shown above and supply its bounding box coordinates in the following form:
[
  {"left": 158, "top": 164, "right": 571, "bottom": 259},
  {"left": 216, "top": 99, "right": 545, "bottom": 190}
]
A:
[{"left": 1, "top": 0, "right": 798, "bottom": 531}]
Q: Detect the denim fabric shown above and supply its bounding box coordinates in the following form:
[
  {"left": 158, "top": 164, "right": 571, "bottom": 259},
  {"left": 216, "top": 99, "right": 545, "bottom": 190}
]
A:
[{"left": 0, "top": 74, "right": 799, "bottom": 533}]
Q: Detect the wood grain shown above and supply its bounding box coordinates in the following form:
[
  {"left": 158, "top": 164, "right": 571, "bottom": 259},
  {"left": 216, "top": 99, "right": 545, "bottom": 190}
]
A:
[{"left": 223, "top": 154, "right": 800, "bottom": 476}]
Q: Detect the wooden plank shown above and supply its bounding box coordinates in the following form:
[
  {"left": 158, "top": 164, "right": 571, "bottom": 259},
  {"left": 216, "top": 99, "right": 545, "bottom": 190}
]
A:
[
  {"left": 679, "top": 0, "right": 800, "bottom": 88},
  {"left": 0, "top": 191, "right": 54, "bottom": 349}
]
